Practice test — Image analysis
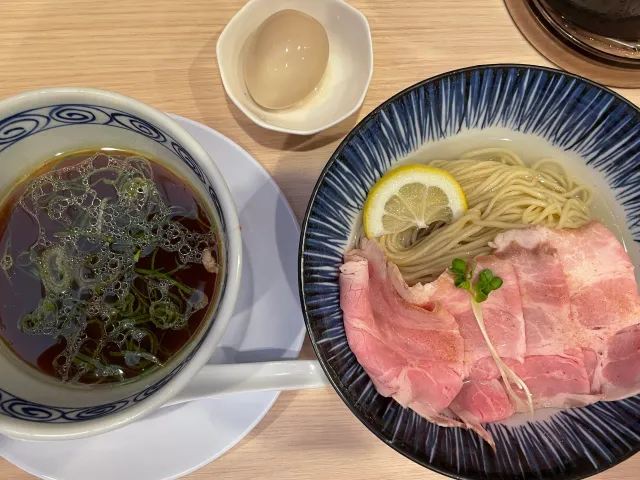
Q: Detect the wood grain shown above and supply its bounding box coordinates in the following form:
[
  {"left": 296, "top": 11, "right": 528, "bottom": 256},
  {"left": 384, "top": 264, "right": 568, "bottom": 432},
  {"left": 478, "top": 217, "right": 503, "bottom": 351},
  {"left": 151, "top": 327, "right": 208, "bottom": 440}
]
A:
[{"left": 0, "top": 1, "right": 639, "bottom": 479}]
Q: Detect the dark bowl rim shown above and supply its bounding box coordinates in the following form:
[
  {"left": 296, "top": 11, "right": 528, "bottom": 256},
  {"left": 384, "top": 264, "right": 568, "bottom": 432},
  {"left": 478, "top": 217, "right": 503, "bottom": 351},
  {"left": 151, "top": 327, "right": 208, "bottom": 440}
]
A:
[{"left": 297, "top": 62, "right": 640, "bottom": 480}]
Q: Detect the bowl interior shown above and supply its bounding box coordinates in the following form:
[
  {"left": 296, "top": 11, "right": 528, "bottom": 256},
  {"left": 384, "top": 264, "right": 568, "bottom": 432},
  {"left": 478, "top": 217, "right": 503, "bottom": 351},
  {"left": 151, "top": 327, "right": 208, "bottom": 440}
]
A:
[
  {"left": 300, "top": 65, "right": 640, "bottom": 479},
  {"left": 217, "top": 0, "right": 373, "bottom": 134},
  {"left": 0, "top": 90, "right": 233, "bottom": 429}
]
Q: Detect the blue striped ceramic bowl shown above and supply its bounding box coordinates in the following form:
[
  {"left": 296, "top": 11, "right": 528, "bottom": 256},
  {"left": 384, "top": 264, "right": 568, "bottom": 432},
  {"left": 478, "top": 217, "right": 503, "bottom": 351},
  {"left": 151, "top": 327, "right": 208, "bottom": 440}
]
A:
[{"left": 299, "top": 64, "right": 640, "bottom": 479}]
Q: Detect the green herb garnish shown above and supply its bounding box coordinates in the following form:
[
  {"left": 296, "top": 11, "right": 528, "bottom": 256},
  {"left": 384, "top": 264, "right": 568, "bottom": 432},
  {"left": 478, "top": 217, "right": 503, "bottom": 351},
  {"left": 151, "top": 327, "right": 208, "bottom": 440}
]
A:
[{"left": 450, "top": 258, "right": 503, "bottom": 303}]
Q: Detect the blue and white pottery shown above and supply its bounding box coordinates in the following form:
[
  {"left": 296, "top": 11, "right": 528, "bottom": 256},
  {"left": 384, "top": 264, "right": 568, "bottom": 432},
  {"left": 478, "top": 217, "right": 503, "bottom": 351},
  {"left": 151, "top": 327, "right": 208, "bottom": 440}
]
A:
[
  {"left": 300, "top": 64, "right": 640, "bottom": 479},
  {"left": 0, "top": 88, "right": 242, "bottom": 441}
]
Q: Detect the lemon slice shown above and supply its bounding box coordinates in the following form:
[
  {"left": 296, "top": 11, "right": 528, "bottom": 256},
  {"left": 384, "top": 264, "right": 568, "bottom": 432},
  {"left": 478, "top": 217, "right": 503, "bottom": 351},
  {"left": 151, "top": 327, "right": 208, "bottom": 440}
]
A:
[{"left": 363, "top": 164, "right": 467, "bottom": 238}]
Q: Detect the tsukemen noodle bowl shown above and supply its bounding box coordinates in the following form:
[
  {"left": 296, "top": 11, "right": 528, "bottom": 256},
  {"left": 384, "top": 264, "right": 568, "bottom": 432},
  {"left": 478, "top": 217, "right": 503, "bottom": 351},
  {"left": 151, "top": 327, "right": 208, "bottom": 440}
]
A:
[
  {"left": 300, "top": 65, "right": 640, "bottom": 479},
  {"left": 0, "top": 88, "right": 241, "bottom": 441}
]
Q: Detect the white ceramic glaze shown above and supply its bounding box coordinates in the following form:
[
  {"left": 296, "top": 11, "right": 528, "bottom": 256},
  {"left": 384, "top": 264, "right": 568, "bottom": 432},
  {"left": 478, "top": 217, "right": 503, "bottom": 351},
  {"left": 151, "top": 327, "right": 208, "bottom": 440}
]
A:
[
  {"left": 217, "top": 0, "right": 373, "bottom": 135},
  {"left": 0, "top": 114, "right": 324, "bottom": 480},
  {"left": 168, "top": 360, "right": 328, "bottom": 406},
  {"left": 0, "top": 88, "right": 242, "bottom": 441}
]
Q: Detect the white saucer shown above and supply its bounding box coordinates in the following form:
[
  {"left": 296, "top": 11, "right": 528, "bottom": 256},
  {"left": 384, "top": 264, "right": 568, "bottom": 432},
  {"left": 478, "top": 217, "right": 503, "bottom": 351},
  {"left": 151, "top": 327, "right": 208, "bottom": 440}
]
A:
[{"left": 0, "top": 115, "right": 305, "bottom": 480}]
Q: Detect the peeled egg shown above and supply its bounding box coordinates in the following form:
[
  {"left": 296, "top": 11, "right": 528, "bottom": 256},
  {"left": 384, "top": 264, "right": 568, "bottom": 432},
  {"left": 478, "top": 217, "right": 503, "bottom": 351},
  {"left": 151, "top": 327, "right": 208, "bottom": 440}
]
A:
[{"left": 244, "top": 9, "right": 329, "bottom": 110}]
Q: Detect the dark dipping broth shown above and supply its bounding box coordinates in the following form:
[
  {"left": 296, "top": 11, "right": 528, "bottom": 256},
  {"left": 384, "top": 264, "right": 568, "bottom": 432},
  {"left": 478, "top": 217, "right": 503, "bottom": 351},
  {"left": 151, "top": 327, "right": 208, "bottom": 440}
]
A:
[{"left": 0, "top": 148, "right": 221, "bottom": 385}]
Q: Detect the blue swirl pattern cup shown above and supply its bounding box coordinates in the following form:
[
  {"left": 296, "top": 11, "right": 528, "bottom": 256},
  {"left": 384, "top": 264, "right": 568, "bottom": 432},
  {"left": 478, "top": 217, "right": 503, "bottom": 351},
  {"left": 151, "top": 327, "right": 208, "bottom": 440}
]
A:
[{"left": 0, "top": 88, "right": 242, "bottom": 441}]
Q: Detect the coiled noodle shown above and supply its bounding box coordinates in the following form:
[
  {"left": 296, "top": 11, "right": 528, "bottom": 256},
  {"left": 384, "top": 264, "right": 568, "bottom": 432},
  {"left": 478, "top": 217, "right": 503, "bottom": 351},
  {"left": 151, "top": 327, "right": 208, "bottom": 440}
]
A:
[{"left": 377, "top": 148, "right": 593, "bottom": 284}]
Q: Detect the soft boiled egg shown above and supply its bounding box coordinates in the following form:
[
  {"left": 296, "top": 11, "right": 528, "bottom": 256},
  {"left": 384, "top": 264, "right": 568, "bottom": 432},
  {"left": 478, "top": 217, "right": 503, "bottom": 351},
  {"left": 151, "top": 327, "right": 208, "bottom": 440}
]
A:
[{"left": 243, "top": 9, "right": 329, "bottom": 110}]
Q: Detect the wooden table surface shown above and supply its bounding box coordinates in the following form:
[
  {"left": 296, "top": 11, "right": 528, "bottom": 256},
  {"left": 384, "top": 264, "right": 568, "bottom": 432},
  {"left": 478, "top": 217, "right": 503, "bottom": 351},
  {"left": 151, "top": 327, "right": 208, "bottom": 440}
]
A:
[{"left": 1, "top": 1, "right": 639, "bottom": 479}]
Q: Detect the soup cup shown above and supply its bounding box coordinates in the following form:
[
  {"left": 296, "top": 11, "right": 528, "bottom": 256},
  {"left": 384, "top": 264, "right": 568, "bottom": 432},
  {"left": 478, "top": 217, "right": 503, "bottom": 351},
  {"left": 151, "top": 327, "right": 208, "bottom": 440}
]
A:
[{"left": 0, "top": 87, "right": 246, "bottom": 441}]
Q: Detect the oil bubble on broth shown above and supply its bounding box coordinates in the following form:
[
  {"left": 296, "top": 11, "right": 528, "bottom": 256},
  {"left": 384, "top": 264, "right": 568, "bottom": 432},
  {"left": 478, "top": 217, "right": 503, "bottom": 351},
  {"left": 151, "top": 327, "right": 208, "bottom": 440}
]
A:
[{"left": 0, "top": 149, "right": 222, "bottom": 385}]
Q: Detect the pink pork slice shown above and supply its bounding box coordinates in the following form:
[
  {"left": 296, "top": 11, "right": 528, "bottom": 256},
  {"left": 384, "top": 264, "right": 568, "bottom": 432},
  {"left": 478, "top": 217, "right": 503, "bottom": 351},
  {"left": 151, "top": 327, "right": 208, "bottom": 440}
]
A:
[
  {"left": 600, "top": 324, "right": 640, "bottom": 400},
  {"left": 394, "top": 255, "right": 524, "bottom": 440},
  {"left": 491, "top": 238, "right": 596, "bottom": 408},
  {"left": 397, "top": 255, "right": 526, "bottom": 376},
  {"left": 339, "top": 239, "right": 465, "bottom": 426},
  {"left": 448, "top": 379, "right": 514, "bottom": 449},
  {"left": 493, "top": 221, "right": 640, "bottom": 401},
  {"left": 429, "top": 256, "right": 525, "bottom": 436}
]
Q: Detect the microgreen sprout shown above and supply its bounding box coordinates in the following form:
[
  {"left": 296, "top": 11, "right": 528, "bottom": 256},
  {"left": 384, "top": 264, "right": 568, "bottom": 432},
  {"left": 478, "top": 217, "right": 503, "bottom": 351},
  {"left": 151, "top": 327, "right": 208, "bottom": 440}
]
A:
[{"left": 450, "top": 258, "right": 503, "bottom": 303}]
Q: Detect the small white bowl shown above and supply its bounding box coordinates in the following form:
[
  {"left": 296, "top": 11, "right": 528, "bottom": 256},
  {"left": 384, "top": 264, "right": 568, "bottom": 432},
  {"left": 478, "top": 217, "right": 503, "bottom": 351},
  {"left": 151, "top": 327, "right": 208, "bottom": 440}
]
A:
[{"left": 217, "top": 0, "right": 373, "bottom": 136}]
